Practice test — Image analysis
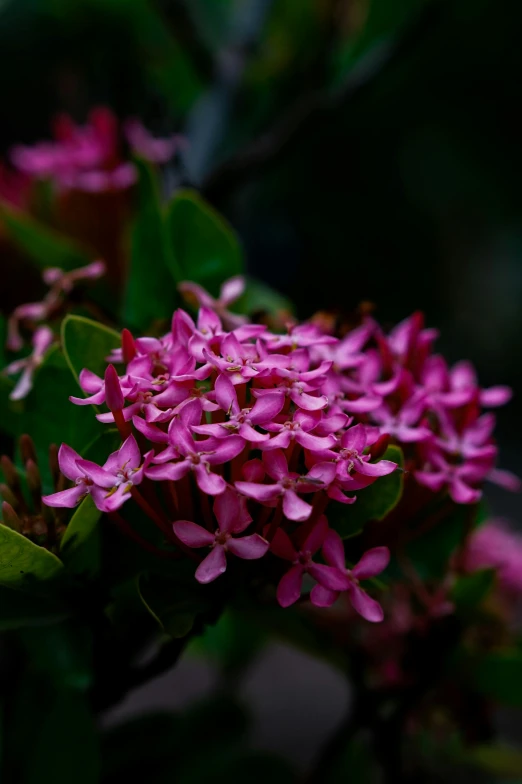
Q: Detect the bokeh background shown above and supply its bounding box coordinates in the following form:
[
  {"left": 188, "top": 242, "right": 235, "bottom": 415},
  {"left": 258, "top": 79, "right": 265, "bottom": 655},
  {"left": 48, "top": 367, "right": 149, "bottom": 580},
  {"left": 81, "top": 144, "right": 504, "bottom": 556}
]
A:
[{"left": 1, "top": 0, "right": 521, "bottom": 773}]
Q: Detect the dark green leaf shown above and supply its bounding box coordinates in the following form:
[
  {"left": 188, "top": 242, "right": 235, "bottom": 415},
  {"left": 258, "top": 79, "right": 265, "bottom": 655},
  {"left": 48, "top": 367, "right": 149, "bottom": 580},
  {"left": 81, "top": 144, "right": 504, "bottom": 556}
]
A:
[
  {"left": 165, "top": 188, "right": 243, "bottom": 296},
  {"left": 0, "top": 523, "right": 64, "bottom": 594},
  {"left": 123, "top": 159, "right": 179, "bottom": 330},
  {"left": 333, "top": 445, "right": 404, "bottom": 538},
  {"left": 101, "top": 712, "right": 182, "bottom": 781},
  {"left": 0, "top": 584, "right": 69, "bottom": 631},
  {"left": 60, "top": 495, "right": 102, "bottom": 579},
  {"left": 466, "top": 744, "right": 522, "bottom": 778},
  {"left": 473, "top": 650, "right": 522, "bottom": 707},
  {"left": 180, "top": 750, "right": 297, "bottom": 784},
  {"left": 25, "top": 689, "right": 99, "bottom": 784},
  {"left": 138, "top": 570, "right": 213, "bottom": 638},
  {"left": 0, "top": 203, "right": 91, "bottom": 272},
  {"left": 61, "top": 314, "right": 120, "bottom": 386},
  {"left": 406, "top": 502, "right": 474, "bottom": 580},
  {"left": 19, "top": 620, "right": 93, "bottom": 691},
  {"left": 8, "top": 345, "right": 104, "bottom": 492},
  {"left": 451, "top": 568, "right": 495, "bottom": 614},
  {"left": 189, "top": 608, "right": 266, "bottom": 677},
  {"left": 236, "top": 276, "right": 294, "bottom": 318}
]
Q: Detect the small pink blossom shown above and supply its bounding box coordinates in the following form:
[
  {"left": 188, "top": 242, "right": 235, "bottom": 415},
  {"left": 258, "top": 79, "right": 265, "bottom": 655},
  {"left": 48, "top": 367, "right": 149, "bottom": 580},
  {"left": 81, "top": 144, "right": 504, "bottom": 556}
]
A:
[
  {"left": 173, "top": 488, "right": 269, "bottom": 583},
  {"left": 4, "top": 326, "right": 54, "bottom": 401},
  {"left": 311, "top": 529, "right": 390, "bottom": 622},
  {"left": 179, "top": 277, "right": 248, "bottom": 330}
]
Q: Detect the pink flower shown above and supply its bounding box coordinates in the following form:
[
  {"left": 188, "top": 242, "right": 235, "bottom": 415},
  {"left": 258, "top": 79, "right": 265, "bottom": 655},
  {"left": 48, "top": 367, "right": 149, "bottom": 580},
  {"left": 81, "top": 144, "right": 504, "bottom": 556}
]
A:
[
  {"left": 43, "top": 434, "right": 152, "bottom": 511},
  {"left": 190, "top": 374, "right": 285, "bottom": 443},
  {"left": 415, "top": 448, "right": 484, "bottom": 504},
  {"left": 4, "top": 326, "right": 54, "bottom": 401},
  {"left": 236, "top": 450, "right": 336, "bottom": 522},
  {"left": 179, "top": 277, "right": 248, "bottom": 330},
  {"left": 145, "top": 399, "right": 244, "bottom": 495},
  {"left": 270, "top": 516, "right": 350, "bottom": 607},
  {"left": 260, "top": 408, "right": 336, "bottom": 452},
  {"left": 311, "top": 529, "right": 390, "bottom": 621},
  {"left": 173, "top": 488, "right": 269, "bottom": 583},
  {"left": 370, "top": 394, "right": 431, "bottom": 443},
  {"left": 313, "top": 423, "right": 397, "bottom": 482},
  {"left": 463, "top": 519, "right": 522, "bottom": 593},
  {"left": 124, "top": 119, "right": 184, "bottom": 164}
]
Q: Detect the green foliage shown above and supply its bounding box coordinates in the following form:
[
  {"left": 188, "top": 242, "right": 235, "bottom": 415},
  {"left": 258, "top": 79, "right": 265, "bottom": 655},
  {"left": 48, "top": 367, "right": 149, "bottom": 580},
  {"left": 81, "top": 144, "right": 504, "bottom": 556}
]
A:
[
  {"left": 406, "top": 502, "right": 477, "bottom": 580},
  {"left": 7, "top": 345, "right": 103, "bottom": 491},
  {"left": 0, "top": 203, "right": 92, "bottom": 272},
  {"left": 473, "top": 649, "right": 522, "bottom": 707},
  {"left": 123, "top": 159, "right": 179, "bottom": 331},
  {"left": 165, "top": 189, "right": 243, "bottom": 297},
  {"left": 451, "top": 568, "right": 495, "bottom": 615},
  {"left": 19, "top": 620, "right": 93, "bottom": 691},
  {"left": 236, "top": 276, "right": 294, "bottom": 318},
  {"left": 189, "top": 607, "right": 266, "bottom": 677},
  {"left": 0, "top": 523, "right": 64, "bottom": 593},
  {"left": 61, "top": 314, "right": 120, "bottom": 385},
  {"left": 0, "top": 585, "right": 69, "bottom": 631},
  {"left": 25, "top": 689, "right": 100, "bottom": 784},
  {"left": 332, "top": 445, "right": 404, "bottom": 538},
  {"left": 138, "top": 568, "right": 213, "bottom": 638},
  {"left": 466, "top": 744, "right": 522, "bottom": 778},
  {"left": 60, "top": 495, "right": 102, "bottom": 580}
]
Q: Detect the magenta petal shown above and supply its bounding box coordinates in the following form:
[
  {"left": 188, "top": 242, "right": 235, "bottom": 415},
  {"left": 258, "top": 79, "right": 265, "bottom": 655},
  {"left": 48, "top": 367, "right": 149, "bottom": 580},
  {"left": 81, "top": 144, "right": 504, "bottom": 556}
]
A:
[
  {"left": 173, "top": 520, "right": 215, "bottom": 548},
  {"left": 235, "top": 481, "right": 281, "bottom": 503},
  {"left": 206, "top": 435, "right": 245, "bottom": 464},
  {"left": 488, "top": 468, "right": 522, "bottom": 492},
  {"left": 116, "top": 434, "right": 141, "bottom": 469},
  {"left": 321, "top": 530, "right": 346, "bottom": 571},
  {"left": 450, "top": 477, "right": 481, "bottom": 505},
  {"left": 277, "top": 565, "right": 304, "bottom": 607},
  {"left": 145, "top": 461, "right": 190, "bottom": 482},
  {"left": 356, "top": 459, "right": 396, "bottom": 477},
  {"left": 214, "top": 488, "right": 242, "bottom": 533},
  {"left": 194, "top": 464, "right": 226, "bottom": 496},
  {"left": 227, "top": 534, "right": 269, "bottom": 560},
  {"left": 250, "top": 391, "right": 285, "bottom": 423},
  {"left": 75, "top": 459, "right": 115, "bottom": 488},
  {"left": 303, "top": 515, "right": 329, "bottom": 554},
  {"left": 262, "top": 449, "right": 288, "bottom": 480},
  {"left": 42, "top": 485, "right": 86, "bottom": 508},
  {"left": 480, "top": 385, "right": 512, "bottom": 407},
  {"left": 270, "top": 528, "right": 297, "bottom": 561},
  {"left": 414, "top": 470, "right": 446, "bottom": 492},
  {"left": 310, "top": 585, "right": 339, "bottom": 608},
  {"left": 260, "top": 431, "right": 293, "bottom": 451},
  {"left": 57, "top": 443, "right": 84, "bottom": 481},
  {"left": 348, "top": 584, "right": 384, "bottom": 622},
  {"left": 291, "top": 390, "right": 328, "bottom": 411},
  {"left": 341, "top": 423, "right": 367, "bottom": 452},
  {"left": 309, "top": 564, "right": 350, "bottom": 591},
  {"left": 195, "top": 546, "right": 227, "bottom": 584},
  {"left": 220, "top": 275, "right": 245, "bottom": 303},
  {"left": 215, "top": 373, "right": 239, "bottom": 414},
  {"left": 352, "top": 547, "right": 390, "bottom": 579},
  {"left": 342, "top": 396, "right": 382, "bottom": 413},
  {"left": 282, "top": 489, "right": 312, "bottom": 522}
]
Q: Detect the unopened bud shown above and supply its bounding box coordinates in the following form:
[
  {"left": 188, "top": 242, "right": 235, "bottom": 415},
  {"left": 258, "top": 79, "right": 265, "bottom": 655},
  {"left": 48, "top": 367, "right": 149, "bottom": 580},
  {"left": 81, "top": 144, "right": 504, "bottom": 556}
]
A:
[
  {"left": 104, "top": 364, "right": 124, "bottom": 412},
  {"left": 0, "top": 484, "right": 19, "bottom": 509},
  {"left": 26, "top": 459, "right": 42, "bottom": 507},
  {"left": 121, "top": 328, "right": 137, "bottom": 364},
  {"left": 49, "top": 444, "right": 60, "bottom": 488},
  {"left": 20, "top": 434, "right": 37, "bottom": 467},
  {"left": 1, "top": 456, "right": 21, "bottom": 495},
  {"left": 1, "top": 501, "right": 22, "bottom": 533}
]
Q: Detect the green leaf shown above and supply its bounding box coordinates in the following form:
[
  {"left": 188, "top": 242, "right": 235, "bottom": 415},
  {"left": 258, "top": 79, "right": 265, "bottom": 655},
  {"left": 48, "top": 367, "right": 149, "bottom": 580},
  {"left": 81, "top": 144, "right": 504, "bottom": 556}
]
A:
[
  {"left": 60, "top": 495, "right": 102, "bottom": 580},
  {"left": 324, "top": 735, "right": 381, "bottom": 784},
  {"left": 8, "top": 345, "right": 104, "bottom": 492},
  {"left": 236, "top": 276, "right": 294, "bottom": 318},
  {"left": 0, "top": 584, "right": 69, "bottom": 631},
  {"left": 188, "top": 608, "right": 266, "bottom": 677},
  {"left": 123, "top": 159, "right": 179, "bottom": 331},
  {"left": 466, "top": 744, "right": 522, "bottom": 778},
  {"left": 165, "top": 189, "right": 243, "bottom": 296},
  {"left": 0, "top": 203, "right": 91, "bottom": 272},
  {"left": 451, "top": 568, "right": 495, "bottom": 614},
  {"left": 138, "top": 570, "right": 213, "bottom": 638},
  {"left": 61, "top": 314, "right": 120, "bottom": 386},
  {"left": 25, "top": 689, "right": 99, "bottom": 784},
  {"left": 332, "top": 445, "right": 404, "bottom": 538},
  {"left": 406, "top": 502, "right": 474, "bottom": 580},
  {"left": 473, "top": 650, "right": 522, "bottom": 707},
  {"left": 19, "top": 620, "right": 93, "bottom": 691},
  {"left": 0, "top": 523, "right": 64, "bottom": 594}
]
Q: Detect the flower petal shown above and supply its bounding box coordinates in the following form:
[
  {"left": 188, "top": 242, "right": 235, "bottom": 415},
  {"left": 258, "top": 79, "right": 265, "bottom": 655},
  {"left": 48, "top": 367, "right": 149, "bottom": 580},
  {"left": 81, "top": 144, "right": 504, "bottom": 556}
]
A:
[
  {"left": 321, "top": 529, "right": 346, "bottom": 571},
  {"left": 194, "top": 464, "right": 227, "bottom": 496},
  {"left": 173, "top": 520, "right": 215, "bottom": 548},
  {"left": 282, "top": 489, "right": 313, "bottom": 522},
  {"left": 276, "top": 565, "right": 304, "bottom": 607},
  {"left": 310, "top": 585, "right": 339, "bottom": 608},
  {"left": 348, "top": 584, "right": 384, "bottom": 622},
  {"left": 352, "top": 547, "right": 390, "bottom": 579},
  {"left": 195, "top": 546, "right": 227, "bottom": 584},
  {"left": 42, "top": 485, "right": 86, "bottom": 508},
  {"left": 227, "top": 534, "right": 269, "bottom": 560},
  {"left": 58, "top": 443, "right": 84, "bottom": 481}
]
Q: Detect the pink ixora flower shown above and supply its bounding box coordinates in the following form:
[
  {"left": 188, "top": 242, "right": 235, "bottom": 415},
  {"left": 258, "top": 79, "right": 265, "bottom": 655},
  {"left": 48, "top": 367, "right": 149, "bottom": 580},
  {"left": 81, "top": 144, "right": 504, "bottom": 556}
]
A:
[
  {"left": 43, "top": 434, "right": 152, "bottom": 512},
  {"left": 236, "top": 450, "right": 337, "bottom": 522},
  {"left": 173, "top": 488, "right": 269, "bottom": 583},
  {"left": 462, "top": 519, "right": 522, "bottom": 594},
  {"left": 3, "top": 326, "right": 54, "bottom": 401},
  {"left": 145, "top": 399, "right": 244, "bottom": 495},
  {"left": 124, "top": 119, "right": 184, "bottom": 164},
  {"left": 270, "top": 516, "right": 350, "bottom": 607},
  {"left": 178, "top": 277, "right": 248, "bottom": 330},
  {"left": 311, "top": 529, "right": 390, "bottom": 622}
]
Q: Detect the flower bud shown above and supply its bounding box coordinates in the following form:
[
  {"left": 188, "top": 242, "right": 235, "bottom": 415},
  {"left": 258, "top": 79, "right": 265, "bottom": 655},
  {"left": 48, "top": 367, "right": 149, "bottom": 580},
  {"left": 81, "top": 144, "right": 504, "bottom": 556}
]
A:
[
  {"left": 104, "top": 364, "right": 124, "bottom": 412},
  {"left": 1, "top": 501, "right": 22, "bottom": 533},
  {"left": 121, "top": 328, "right": 137, "bottom": 364}
]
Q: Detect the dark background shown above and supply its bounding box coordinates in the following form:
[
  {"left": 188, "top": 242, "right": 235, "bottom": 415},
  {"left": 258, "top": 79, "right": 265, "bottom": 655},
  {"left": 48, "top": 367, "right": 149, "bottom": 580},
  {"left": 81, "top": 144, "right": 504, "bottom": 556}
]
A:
[{"left": 1, "top": 0, "right": 521, "bottom": 767}]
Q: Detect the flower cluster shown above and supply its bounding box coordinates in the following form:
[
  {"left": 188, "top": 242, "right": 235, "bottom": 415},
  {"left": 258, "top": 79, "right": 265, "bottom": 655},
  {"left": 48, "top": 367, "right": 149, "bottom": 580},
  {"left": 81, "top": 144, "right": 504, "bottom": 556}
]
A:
[
  {"left": 7, "top": 106, "right": 182, "bottom": 195},
  {"left": 42, "top": 277, "right": 517, "bottom": 618}
]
